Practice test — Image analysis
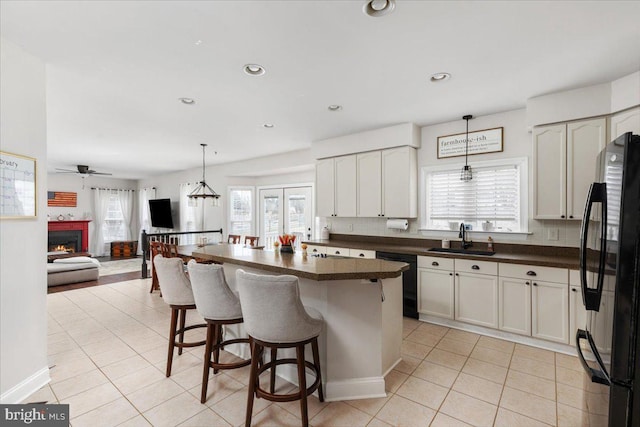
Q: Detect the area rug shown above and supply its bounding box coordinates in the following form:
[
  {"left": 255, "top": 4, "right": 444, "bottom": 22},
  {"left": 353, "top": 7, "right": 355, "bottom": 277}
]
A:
[{"left": 99, "top": 258, "right": 147, "bottom": 276}]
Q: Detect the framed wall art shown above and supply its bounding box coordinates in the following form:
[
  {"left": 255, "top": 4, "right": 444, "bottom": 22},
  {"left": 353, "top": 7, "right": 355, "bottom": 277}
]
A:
[
  {"left": 437, "top": 127, "right": 504, "bottom": 159},
  {"left": 0, "top": 150, "right": 37, "bottom": 218}
]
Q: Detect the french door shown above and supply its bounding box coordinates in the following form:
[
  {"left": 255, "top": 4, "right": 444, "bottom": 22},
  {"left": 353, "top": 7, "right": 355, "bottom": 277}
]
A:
[{"left": 259, "top": 186, "right": 313, "bottom": 249}]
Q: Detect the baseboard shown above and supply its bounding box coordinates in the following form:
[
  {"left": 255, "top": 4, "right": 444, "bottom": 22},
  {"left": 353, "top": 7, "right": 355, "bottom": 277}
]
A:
[
  {"left": 323, "top": 377, "right": 387, "bottom": 401},
  {"left": 0, "top": 366, "right": 50, "bottom": 404}
]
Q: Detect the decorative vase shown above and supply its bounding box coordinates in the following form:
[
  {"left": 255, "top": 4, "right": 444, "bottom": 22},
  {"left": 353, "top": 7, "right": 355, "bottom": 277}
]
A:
[{"left": 280, "top": 244, "right": 294, "bottom": 253}]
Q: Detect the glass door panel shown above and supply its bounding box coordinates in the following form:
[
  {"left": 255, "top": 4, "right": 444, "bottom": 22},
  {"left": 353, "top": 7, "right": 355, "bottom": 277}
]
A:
[
  {"left": 259, "top": 186, "right": 313, "bottom": 249},
  {"left": 284, "top": 187, "right": 312, "bottom": 249},
  {"left": 259, "top": 189, "right": 283, "bottom": 249}
]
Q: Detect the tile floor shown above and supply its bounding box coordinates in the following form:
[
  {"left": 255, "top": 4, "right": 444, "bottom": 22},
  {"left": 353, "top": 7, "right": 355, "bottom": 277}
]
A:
[{"left": 26, "top": 277, "right": 604, "bottom": 426}]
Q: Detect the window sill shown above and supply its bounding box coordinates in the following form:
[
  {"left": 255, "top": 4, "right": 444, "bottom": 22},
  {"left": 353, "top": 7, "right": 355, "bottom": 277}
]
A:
[{"left": 418, "top": 228, "right": 532, "bottom": 236}]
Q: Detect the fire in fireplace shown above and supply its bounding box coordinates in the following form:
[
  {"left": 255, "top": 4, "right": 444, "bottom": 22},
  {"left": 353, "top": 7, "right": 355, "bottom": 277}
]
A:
[{"left": 48, "top": 230, "right": 82, "bottom": 253}]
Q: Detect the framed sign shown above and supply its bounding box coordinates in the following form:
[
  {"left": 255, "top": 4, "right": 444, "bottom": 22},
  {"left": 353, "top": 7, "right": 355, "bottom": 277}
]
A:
[
  {"left": 0, "top": 151, "right": 37, "bottom": 218},
  {"left": 437, "top": 127, "right": 503, "bottom": 159}
]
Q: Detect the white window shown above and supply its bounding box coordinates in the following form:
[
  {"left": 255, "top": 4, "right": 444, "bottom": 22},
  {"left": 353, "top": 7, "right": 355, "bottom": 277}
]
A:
[
  {"left": 424, "top": 158, "right": 528, "bottom": 233},
  {"left": 103, "top": 192, "right": 126, "bottom": 242},
  {"left": 228, "top": 187, "right": 254, "bottom": 235}
]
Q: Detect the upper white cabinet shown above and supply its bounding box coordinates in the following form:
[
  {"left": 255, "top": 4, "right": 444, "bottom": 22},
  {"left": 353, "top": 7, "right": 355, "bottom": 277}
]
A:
[
  {"left": 382, "top": 147, "right": 418, "bottom": 218},
  {"left": 356, "top": 151, "right": 382, "bottom": 217},
  {"left": 316, "top": 155, "right": 357, "bottom": 217},
  {"left": 533, "top": 117, "right": 607, "bottom": 220},
  {"left": 610, "top": 106, "right": 640, "bottom": 140}
]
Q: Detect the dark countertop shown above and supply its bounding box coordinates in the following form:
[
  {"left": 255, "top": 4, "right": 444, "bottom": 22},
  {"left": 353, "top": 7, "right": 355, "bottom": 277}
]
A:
[
  {"left": 186, "top": 244, "right": 409, "bottom": 281},
  {"left": 302, "top": 236, "right": 580, "bottom": 270}
]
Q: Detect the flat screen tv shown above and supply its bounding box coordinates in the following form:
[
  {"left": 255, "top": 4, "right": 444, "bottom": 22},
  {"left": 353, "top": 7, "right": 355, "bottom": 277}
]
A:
[{"left": 149, "top": 198, "right": 174, "bottom": 229}]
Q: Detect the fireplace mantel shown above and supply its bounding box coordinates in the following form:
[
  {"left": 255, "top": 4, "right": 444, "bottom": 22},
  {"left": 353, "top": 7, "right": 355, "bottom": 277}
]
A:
[{"left": 48, "top": 220, "right": 91, "bottom": 252}]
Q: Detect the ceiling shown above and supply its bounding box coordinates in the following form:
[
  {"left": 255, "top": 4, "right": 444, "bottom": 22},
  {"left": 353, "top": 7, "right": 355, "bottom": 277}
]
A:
[{"left": 1, "top": 1, "right": 639, "bottom": 180}]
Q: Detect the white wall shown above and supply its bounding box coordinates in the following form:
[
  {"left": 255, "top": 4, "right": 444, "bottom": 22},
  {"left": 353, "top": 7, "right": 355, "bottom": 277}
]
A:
[{"left": 0, "top": 38, "right": 50, "bottom": 403}]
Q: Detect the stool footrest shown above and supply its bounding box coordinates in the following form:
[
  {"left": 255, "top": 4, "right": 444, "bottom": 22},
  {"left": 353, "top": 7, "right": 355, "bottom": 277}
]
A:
[{"left": 254, "top": 358, "right": 322, "bottom": 403}]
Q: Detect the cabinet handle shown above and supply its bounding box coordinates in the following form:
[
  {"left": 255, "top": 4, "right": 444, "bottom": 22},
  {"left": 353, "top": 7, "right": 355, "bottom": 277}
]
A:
[
  {"left": 526, "top": 271, "right": 537, "bottom": 276},
  {"left": 569, "top": 215, "right": 574, "bottom": 219},
  {"left": 472, "top": 265, "right": 480, "bottom": 270},
  {"left": 526, "top": 281, "right": 530, "bottom": 285},
  {"left": 359, "top": 253, "right": 365, "bottom": 257},
  {"left": 455, "top": 273, "right": 459, "bottom": 276},
  {"left": 312, "top": 249, "right": 318, "bottom": 253},
  {"left": 533, "top": 282, "right": 538, "bottom": 286},
  {"left": 571, "top": 288, "right": 577, "bottom": 292},
  {"left": 335, "top": 251, "right": 341, "bottom": 255},
  {"left": 449, "top": 273, "right": 453, "bottom": 276},
  {"left": 432, "top": 261, "right": 439, "bottom": 266},
  {"left": 561, "top": 215, "right": 565, "bottom": 218}
]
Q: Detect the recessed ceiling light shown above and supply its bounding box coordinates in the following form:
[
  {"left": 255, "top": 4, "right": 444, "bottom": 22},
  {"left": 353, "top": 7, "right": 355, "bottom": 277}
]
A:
[
  {"left": 430, "top": 72, "right": 451, "bottom": 82},
  {"left": 244, "top": 64, "right": 266, "bottom": 76},
  {"left": 363, "top": 0, "right": 396, "bottom": 17},
  {"left": 328, "top": 105, "right": 342, "bottom": 111},
  {"left": 179, "top": 97, "right": 195, "bottom": 105},
  {"left": 263, "top": 123, "right": 274, "bottom": 128},
  {"left": 194, "top": 40, "right": 203, "bottom": 46}
]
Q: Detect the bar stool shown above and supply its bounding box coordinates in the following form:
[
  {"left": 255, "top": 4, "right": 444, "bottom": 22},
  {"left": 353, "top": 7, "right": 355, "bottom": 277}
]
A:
[
  {"left": 236, "top": 269, "right": 324, "bottom": 427},
  {"left": 244, "top": 236, "right": 259, "bottom": 247},
  {"left": 154, "top": 255, "right": 206, "bottom": 377},
  {"left": 227, "top": 234, "right": 241, "bottom": 244},
  {"left": 149, "top": 241, "right": 163, "bottom": 293},
  {"left": 186, "top": 260, "right": 251, "bottom": 403}
]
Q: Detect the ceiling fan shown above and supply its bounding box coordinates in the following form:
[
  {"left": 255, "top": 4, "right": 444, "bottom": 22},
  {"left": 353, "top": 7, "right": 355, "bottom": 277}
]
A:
[{"left": 55, "top": 165, "right": 112, "bottom": 176}]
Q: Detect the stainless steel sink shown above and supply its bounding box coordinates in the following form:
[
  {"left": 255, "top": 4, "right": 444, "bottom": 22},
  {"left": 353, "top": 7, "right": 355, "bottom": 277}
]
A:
[{"left": 428, "top": 247, "right": 495, "bottom": 256}]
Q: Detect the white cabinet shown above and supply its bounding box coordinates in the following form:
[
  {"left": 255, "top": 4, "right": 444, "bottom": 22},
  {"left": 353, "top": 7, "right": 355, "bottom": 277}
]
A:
[
  {"left": 454, "top": 259, "right": 498, "bottom": 328},
  {"left": 533, "top": 117, "right": 607, "bottom": 220},
  {"left": 610, "top": 106, "right": 640, "bottom": 140},
  {"left": 316, "top": 155, "right": 357, "bottom": 217},
  {"left": 532, "top": 280, "right": 569, "bottom": 343},
  {"left": 348, "top": 248, "right": 376, "bottom": 259},
  {"left": 325, "top": 246, "right": 348, "bottom": 256},
  {"left": 306, "top": 245, "right": 326, "bottom": 255},
  {"left": 569, "top": 270, "right": 588, "bottom": 348},
  {"left": 418, "top": 256, "right": 454, "bottom": 319},
  {"left": 498, "top": 277, "right": 531, "bottom": 336},
  {"left": 356, "top": 146, "right": 417, "bottom": 218}
]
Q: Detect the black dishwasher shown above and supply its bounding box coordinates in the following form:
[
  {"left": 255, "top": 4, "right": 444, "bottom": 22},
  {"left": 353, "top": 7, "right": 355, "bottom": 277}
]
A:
[{"left": 376, "top": 251, "right": 418, "bottom": 319}]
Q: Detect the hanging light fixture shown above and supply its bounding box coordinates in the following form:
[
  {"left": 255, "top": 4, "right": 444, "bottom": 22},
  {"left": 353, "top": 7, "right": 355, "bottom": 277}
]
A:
[
  {"left": 188, "top": 143, "right": 220, "bottom": 207},
  {"left": 460, "top": 114, "right": 473, "bottom": 181}
]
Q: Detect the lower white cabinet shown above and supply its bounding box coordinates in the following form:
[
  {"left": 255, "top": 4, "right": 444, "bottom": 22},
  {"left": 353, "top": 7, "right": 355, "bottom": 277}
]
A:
[
  {"left": 306, "top": 245, "right": 326, "bottom": 255},
  {"left": 418, "top": 268, "right": 454, "bottom": 319},
  {"left": 498, "top": 277, "right": 532, "bottom": 336},
  {"left": 348, "top": 248, "right": 376, "bottom": 259},
  {"left": 532, "top": 280, "right": 569, "bottom": 343},
  {"left": 455, "top": 260, "right": 498, "bottom": 328}
]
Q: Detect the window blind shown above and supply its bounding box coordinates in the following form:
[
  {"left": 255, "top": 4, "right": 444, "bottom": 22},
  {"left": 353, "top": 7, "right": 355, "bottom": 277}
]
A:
[{"left": 428, "top": 164, "right": 521, "bottom": 222}]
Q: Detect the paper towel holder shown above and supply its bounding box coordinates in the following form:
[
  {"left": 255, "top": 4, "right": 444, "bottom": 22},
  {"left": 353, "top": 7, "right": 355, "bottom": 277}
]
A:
[{"left": 386, "top": 218, "right": 409, "bottom": 230}]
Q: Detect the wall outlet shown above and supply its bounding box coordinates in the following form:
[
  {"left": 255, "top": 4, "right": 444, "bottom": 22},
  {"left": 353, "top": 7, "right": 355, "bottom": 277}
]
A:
[{"left": 547, "top": 228, "right": 559, "bottom": 241}]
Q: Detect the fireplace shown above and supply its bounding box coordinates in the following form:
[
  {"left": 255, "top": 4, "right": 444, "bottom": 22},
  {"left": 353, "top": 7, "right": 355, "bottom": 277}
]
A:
[{"left": 48, "top": 220, "right": 91, "bottom": 253}]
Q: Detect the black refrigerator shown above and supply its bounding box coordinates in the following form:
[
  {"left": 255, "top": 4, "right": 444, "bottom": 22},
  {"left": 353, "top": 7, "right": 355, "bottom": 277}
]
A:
[{"left": 576, "top": 131, "right": 640, "bottom": 426}]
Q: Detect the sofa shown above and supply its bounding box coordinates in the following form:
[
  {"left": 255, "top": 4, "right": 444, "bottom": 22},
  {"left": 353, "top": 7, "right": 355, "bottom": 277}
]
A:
[{"left": 47, "top": 256, "right": 100, "bottom": 287}]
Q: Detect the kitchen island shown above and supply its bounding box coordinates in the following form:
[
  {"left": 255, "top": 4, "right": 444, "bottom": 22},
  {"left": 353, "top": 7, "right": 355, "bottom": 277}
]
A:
[{"left": 187, "top": 244, "right": 408, "bottom": 401}]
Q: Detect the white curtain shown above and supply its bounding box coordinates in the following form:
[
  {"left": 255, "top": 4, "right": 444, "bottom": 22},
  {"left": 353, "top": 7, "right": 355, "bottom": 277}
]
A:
[
  {"left": 138, "top": 187, "right": 156, "bottom": 254},
  {"left": 91, "top": 188, "right": 111, "bottom": 256},
  {"left": 179, "top": 182, "right": 204, "bottom": 244},
  {"left": 117, "top": 189, "right": 135, "bottom": 240}
]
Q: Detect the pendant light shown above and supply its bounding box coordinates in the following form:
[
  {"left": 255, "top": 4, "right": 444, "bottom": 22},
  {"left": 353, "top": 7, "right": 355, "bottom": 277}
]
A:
[
  {"left": 188, "top": 143, "right": 220, "bottom": 207},
  {"left": 460, "top": 114, "right": 473, "bottom": 181}
]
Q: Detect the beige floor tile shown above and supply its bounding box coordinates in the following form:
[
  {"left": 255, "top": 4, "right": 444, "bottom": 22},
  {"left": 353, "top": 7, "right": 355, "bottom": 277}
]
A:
[
  {"left": 63, "top": 382, "right": 122, "bottom": 419},
  {"left": 404, "top": 328, "right": 442, "bottom": 347},
  {"left": 556, "top": 365, "right": 585, "bottom": 389},
  {"left": 345, "top": 395, "right": 390, "bottom": 416},
  {"left": 142, "top": 391, "right": 204, "bottom": 427},
  {"left": 401, "top": 340, "right": 433, "bottom": 359},
  {"left": 376, "top": 395, "right": 436, "bottom": 427},
  {"left": 444, "top": 329, "right": 481, "bottom": 345},
  {"left": 452, "top": 372, "right": 503, "bottom": 405},
  {"left": 412, "top": 360, "right": 460, "bottom": 388},
  {"left": 116, "top": 415, "right": 152, "bottom": 426},
  {"left": 211, "top": 388, "right": 271, "bottom": 426},
  {"left": 22, "top": 384, "right": 58, "bottom": 404},
  {"left": 435, "top": 337, "right": 475, "bottom": 357},
  {"left": 126, "top": 378, "right": 184, "bottom": 412},
  {"left": 494, "top": 408, "right": 550, "bottom": 427},
  {"left": 469, "top": 345, "right": 513, "bottom": 368},
  {"left": 177, "top": 408, "right": 232, "bottom": 426},
  {"left": 425, "top": 348, "right": 467, "bottom": 371},
  {"left": 101, "top": 354, "right": 155, "bottom": 381},
  {"left": 439, "top": 390, "right": 497, "bottom": 427},
  {"left": 169, "top": 364, "right": 211, "bottom": 390},
  {"left": 462, "top": 358, "right": 508, "bottom": 384},
  {"left": 557, "top": 402, "right": 589, "bottom": 427},
  {"left": 215, "top": 361, "right": 251, "bottom": 386},
  {"left": 51, "top": 369, "right": 110, "bottom": 400},
  {"left": 158, "top": 351, "right": 203, "bottom": 376},
  {"left": 416, "top": 322, "right": 449, "bottom": 338},
  {"left": 192, "top": 373, "right": 245, "bottom": 407},
  {"left": 396, "top": 376, "right": 449, "bottom": 410},
  {"left": 72, "top": 397, "right": 139, "bottom": 427},
  {"left": 430, "top": 412, "right": 473, "bottom": 427},
  {"left": 476, "top": 335, "right": 515, "bottom": 354},
  {"left": 499, "top": 386, "right": 556, "bottom": 426},
  {"left": 385, "top": 369, "right": 409, "bottom": 393},
  {"left": 505, "top": 370, "right": 556, "bottom": 401},
  {"left": 249, "top": 404, "right": 305, "bottom": 427},
  {"left": 510, "top": 355, "right": 555, "bottom": 381},
  {"left": 278, "top": 394, "right": 329, "bottom": 420},
  {"left": 112, "top": 365, "right": 166, "bottom": 395},
  {"left": 50, "top": 359, "right": 98, "bottom": 383},
  {"left": 394, "top": 355, "right": 422, "bottom": 375},
  {"left": 91, "top": 345, "right": 138, "bottom": 367},
  {"left": 81, "top": 336, "right": 128, "bottom": 356},
  {"left": 47, "top": 338, "right": 80, "bottom": 356},
  {"left": 402, "top": 317, "right": 422, "bottom": 331},
  {"left": 140, "top": 344, "right": 174, "bottom": 365},
  {"left": 311, "top": 401, "right": 372, "bottom": 426},
  {"left": 366, "top": 418, "right": 393, "bottom": 427},
  {"left": 555, "top": 352, "right": 583, "bottom": 372},
  {"left": 514, "top": 344, "right": 556, "bottom": 365},
  {"left": 556, "top": 382, "right": 587, "bottom": 411}
]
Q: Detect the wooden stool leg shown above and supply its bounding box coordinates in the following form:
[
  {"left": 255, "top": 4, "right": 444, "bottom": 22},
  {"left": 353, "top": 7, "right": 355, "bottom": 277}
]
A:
[
  {"left": 296, "top": 344, "right": 309, "bottom": 427},
  {"left": 178, "top": 308, "right": 186, "bottom": 355},
  {"left": 166, "top": 307, "right": 178, "bottom": 377},
  {"left": 212, "top": 324, "right": 221, "bottom": 374},
  {"left": 312, "top": 337, "right": 324, "bottom": 402},
  {"left": 200, "top": 323, "right": 214, "bottom": 403},
  {"left": 270, "top": 348, "right": 277, "bottom": 394},
  {"left": 245, "top": 340, "right": 260, "bottom": 427}
]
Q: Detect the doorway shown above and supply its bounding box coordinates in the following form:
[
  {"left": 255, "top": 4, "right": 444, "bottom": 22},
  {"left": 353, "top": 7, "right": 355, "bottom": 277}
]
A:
[{"left": 259, "top": 186, "right": 313, "bottom": 249}]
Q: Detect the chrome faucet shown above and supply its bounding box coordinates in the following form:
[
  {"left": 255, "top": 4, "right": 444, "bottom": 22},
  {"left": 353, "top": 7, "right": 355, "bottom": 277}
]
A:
[{"left": 459, "top": 223, "right": 472, "bottom": 249}]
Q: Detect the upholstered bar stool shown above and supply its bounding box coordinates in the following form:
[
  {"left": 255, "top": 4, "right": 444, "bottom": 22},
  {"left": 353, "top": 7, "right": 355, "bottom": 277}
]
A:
[
  {"left": 186, "top": 260, "right": 251, "bottom": 403},
  {"left": 236, "top": 269, "right": 324, "bottom": 427},
  {"left": 154, "top": 255, "right": 206, "bottom": 377}
]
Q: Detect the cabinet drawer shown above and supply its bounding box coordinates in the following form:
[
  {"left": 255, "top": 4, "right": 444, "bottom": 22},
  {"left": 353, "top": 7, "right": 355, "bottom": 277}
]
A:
[
  {"left": 418, "top": 256, "right": 454, "bottom": 271},
  {"left": 499, "top": 263, "right": 567, "bottom": 283},
  {"left": 349, "top": 248, "right": 376, "bottom": 259},
  {"left": 455, "top": 259, "right": 497, "bottom": 276},
  {"left": 326, "top": 246, "right": 348, "bottom": 256},
  {"left": 306, "top": 245, "right": 326, "bottom": 255}
]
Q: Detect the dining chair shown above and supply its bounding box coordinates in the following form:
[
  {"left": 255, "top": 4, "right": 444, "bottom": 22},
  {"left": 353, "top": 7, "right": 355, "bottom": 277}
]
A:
[{"left": 227, "top": 234, "right": 241, "bottom": 244}]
